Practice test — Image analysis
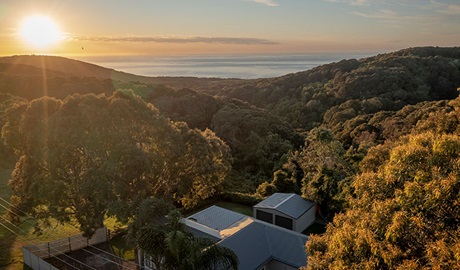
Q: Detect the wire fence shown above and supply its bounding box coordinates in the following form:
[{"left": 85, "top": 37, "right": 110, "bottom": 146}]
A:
[
  {"left": 0, "top": 197, "right": 140, "bottom": 269},
  {"left": 22, "top": 227, "right": 108, "bottom": 270}
]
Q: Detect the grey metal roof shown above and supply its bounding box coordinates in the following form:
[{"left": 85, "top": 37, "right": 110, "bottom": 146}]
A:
[
  {"left": 186, "top": 205, "right": 246, "bottom": 231},
  {"left": 265, "top": 223, "right": 308, "bottom": 267},
  {"left": 219, "top": 222, "right": 272, "bottom": 270},
  {"left": 186, "top": 226, "right": 220, "bottom": 242},
  {"left": 219, "top": 220, "right": 308, "bottom": 270},
  {"left": 186, "top": 206, "right": 309, "bottom": 270},
  {"left": 254, "top": 193, "right": 315, "bottom": 219}
]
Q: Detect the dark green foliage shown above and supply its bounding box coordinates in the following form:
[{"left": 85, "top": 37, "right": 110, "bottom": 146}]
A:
[
  {"left": 0, "top": 72, "right": 115, "bottom": 99},
  {"left": 281, "top": 128, "right": 353, "bottom": 217},
  {"left": 3, "top": 48, "right": 460, "bottom": 197},
  {"left": 271, "top": 170, "right": 299, "bottom": 193},
  {"left": 255, "top": 169, "right": 300, "bottom": 197},
  {"left": 2, "top": 92, "right": 231, "bottom": 235},
  {"left": 2, "top": 47, "right": 460, "bottom": 247},
  {"left": 256, "top": 181, "right": 277, "bottom": 197},
  {"left": 147, "top": 88, "right": 223, "bottom": 131},
  {"left": 306, "top": 132, "right": 460, "bottom": 269},
  {"left": 142, "top": 86, "right": 302, "bottom": 190},
  {"left": 134, "top": 210, "right": 238, "bottom": 270},
  {"left": 220, "top": 192, "right": 263, "bottom": 206},
  {"left": 189, "top": 47, "right": 460, "bottom": 136},
  {"left": 0, "top": 93, "right": 25, "bottom": 165}
]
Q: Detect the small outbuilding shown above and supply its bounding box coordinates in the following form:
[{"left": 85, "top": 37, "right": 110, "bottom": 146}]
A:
[{"left": 253, "top": 193, "right": 315, "bottom": 233}]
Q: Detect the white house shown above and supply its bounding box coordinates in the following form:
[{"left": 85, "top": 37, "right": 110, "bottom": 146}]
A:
[
  {"left": 253, "top": 193, "right": 315, "bottom": 233},
  {"left": 185, "top": 206, "right": 308, "bottom": 270},
  {"left": 140, "top": 194, "right": 315, "bottom": 270}
]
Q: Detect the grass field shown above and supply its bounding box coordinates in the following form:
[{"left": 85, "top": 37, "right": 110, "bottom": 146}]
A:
[
  {"left": 0, "top": 162, "right": 139, "bottom": 269},
  {"left": 214, "top": 200, "right": 253, "bottom": 216},
  {"left": 0, "top": 164, "right": 82, "bottom": 269}
]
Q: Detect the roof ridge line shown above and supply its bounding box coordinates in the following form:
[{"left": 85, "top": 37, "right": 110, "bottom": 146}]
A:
[
  {"left": 266, "top": 224, "right": 273, "bottom": 255},
  {"left": 273, "top": 193, "right": 296, "bottom": 209}
]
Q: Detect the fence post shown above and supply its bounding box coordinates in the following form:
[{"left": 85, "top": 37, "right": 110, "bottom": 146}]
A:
[
  {"left": 47, "top": 242, "right": 51, "bottom": 258},
  {"left": 68, "top": 237, "right": 71, "bottom": 251}
]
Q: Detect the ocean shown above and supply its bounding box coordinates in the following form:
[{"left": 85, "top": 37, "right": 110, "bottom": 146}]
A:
[{"left": 77, "top": 53, "right": 371, "bottom": 79}]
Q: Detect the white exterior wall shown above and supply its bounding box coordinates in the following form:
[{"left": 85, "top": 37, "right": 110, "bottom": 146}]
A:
[
  {"left": 254, "top": 206, "right": 316, "bottom": 233},
  {"left": 294, "top": 205, "right": 316, "bottom": 233}
]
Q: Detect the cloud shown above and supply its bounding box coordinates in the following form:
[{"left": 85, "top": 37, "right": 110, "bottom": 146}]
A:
[
  {"left": 352, "top": 9, "right": 399, "bottom": 19},
  {"left": 439, "top": 4, "right": 460, "bottom": 15},
  {"left": 351, "top": 7, "right": 444, "bottom": 30},
  {"left": 72, "top": 35, "right": 278, "bottom": 45},
  {"left": 420, "top": 1, "right": 460, "bottom": 15},
  {"left": 351, "top": 8, "right": 433, "bottom": 26},
  {"left": 245, "top": 0, "right": 279, "bottom": 6},
  {"left": 349, "top": 0, "right": 370, "bottom": 6},
  {"left": 322, "top": 0, "right": 370, "bottom": 6}
]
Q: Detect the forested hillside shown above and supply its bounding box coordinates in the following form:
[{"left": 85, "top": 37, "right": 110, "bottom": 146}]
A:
[
  {"left": 0, "top": 55, "right": 303, "bottom": 189},
  {"left": 306, "top": 99, "right": 460, "bottom": 269},
  {"left": 1, "top": 47, "right": 460, "bottom": 193},
  {"left": 1, "top": 47, "right": 460, "bottom": 267},
  {"left": 188, "top": 47, "right": 460, "bottom": 131},
  {"left": 0, "top": 55, "right": 239, "bottom": 99}
]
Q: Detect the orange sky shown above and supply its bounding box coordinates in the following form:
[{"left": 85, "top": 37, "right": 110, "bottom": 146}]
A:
[{"left": 1, "top": 0, "right": 460, "bottom": 57}]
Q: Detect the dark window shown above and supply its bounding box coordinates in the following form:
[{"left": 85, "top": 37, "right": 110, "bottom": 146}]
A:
[
  {"left": 275, "top": 215, "right": 293, "bottom": 230},
  {"left": 256, "top": 210, "right": 273, "bottom": 224}
]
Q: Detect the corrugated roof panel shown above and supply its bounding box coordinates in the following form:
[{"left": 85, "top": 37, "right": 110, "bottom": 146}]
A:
[
  {"left": 186, "top": 205, "right": 246, "bottom": 231},
  {"left": 254, "top": 193, "right": 315, "bottom": 219},
  {"left": 219, "top": 222, "right": 272, "bottom": 270},
  {"left": 277, "top": 195, "right": 315, "bottom": 219},
  {"left": 266, "top": 225, "right": 308, "bottom": 267},
  {"left": 254, "top": 193, "right": 292, "bottom": 208}
]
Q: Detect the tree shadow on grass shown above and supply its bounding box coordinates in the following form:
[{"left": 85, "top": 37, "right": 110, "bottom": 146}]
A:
[{"left": 0, "top": 226, "right": 23, "bottom": 269}]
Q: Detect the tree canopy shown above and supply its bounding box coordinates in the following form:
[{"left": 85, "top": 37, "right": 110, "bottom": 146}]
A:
[
  {"left": 1, "top": 48, "right": 460, "bottom": 264},
  {"left": 306, "top": 132, "right": 460, "bottom": 269},
  {"left": 2, "top": 92, "right": 231, "bottom": 235}
]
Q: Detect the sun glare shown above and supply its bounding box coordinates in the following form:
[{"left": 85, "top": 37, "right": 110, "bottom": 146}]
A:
[{"left": 19, "top": 15, "right": 63, "bottom": 49}]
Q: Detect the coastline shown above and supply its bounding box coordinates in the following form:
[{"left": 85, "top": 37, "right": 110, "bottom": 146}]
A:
[{"left": 75, "top": 53, "right": 372, "bottom": 79}]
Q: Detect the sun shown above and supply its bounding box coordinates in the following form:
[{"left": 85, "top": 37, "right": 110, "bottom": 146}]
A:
[{"left": 19, "top": 15, "right": 63, "bottom": 49}]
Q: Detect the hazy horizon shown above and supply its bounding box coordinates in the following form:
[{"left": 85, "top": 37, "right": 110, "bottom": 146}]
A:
[{"left": 74, "top": 52, "right": 373, "bottom": 79}]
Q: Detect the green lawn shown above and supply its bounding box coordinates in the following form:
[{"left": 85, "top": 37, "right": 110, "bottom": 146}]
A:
[
  {"left": 214, "top": 200, "right": 253, "bottom": 216},
  {"left": 0, "top": 164, "right": 81, "bottom": 269}
]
